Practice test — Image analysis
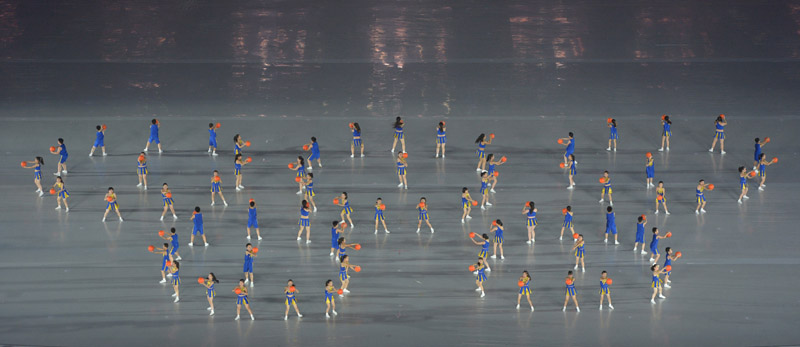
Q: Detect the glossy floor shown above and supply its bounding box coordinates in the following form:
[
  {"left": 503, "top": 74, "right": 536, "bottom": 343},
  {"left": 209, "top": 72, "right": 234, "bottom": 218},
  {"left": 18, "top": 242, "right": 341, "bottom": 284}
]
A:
[{"left": 1, "top": 0, "right": 800, "bottom": 346}]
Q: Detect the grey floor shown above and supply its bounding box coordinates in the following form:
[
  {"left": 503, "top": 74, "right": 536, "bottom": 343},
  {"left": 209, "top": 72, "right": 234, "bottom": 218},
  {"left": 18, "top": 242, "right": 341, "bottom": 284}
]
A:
[{"left": 2, "top": 0, "right": 800, "bottom": 346}]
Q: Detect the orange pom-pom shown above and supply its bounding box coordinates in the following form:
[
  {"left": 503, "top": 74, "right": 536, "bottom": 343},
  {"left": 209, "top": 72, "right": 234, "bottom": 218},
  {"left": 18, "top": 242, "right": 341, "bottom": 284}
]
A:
[
  {"left": 500, "top": 156, "right": 507, "bottom": 162},
  {"left": 559, "top": 162, "right": 565, "bottom": 168},
  {"left": 646, "top": 152, "right": 652, "bottom": 158},
  {"left": 102, "top": 124, "right": 107, "bottom": 130},
  {"left": 749, "top": 171, "right": 756, "bottom": 177},
  {"left": 492, "top": 220, "right": 497, "bottom": 226},
  {"left": 490, "top": 133, "right": 495, "bottom": 139},
  {"left": 249, "top": 198, "right": 255, "bottom": 203},
  {"left": 333, "top": 198, "right": 339, "bottom": 205},
  {"left": 158, "top": 230, "right": 165, "bottom": 236},
  {"left": 252, "top": 247, "right": 259, "bottom": 254},
  {"left": 303, "top": 145, "right": 309, "bottom": 151},
  {"left": 165, "top": 261, "right": 172, "bottom": 267},
  {"left": 657, "top": 195, "right": 663, "bottom": 201},
  {"left": 675, "top": 251, "right": 682, "bottom": 258},
  {"left": 469, "top": 232, "right": 475, "bottom": 238},
  {"left": 562, "top": 208, "right": 567, "bottom": 215},
  {"left": 294, "top": 176, "right": 301, "bottom": 182},
  {"left": 138, "top": 155, "right": 145, "bottom": 162},
  {"left": 471, "top": 200, "right": 478, "bottom": 206},
  {"left": 341, "top": 222, "right": 347, "bottom": 228},
  {"left": 764, "top": 137, "right": 770, "bottom": 143},
  {"left": 565, "top": 278, "right": 573, "bottom": 285},
  {"left": 607, "top": 117, "right": 612, "bottom": 123},
  {"left": 664, "top": 265, "right": 672, "bottom": 272},
  {"left": 518, "top": 281, "right": 525, "bottom": 287},
  {"left": 165, "top": 192, "right": 172, "bottom": 198},
  {"left": 354, "top": 266, "right": 361, "bottom": 272},
  {"left": 348, "top": 123, "right": 354, "bottom": 128},
  {"left": 468, "top": 265, "right": 476, "bottom": 272},
  {"left": 192, "top": 211, "right": 197, "bottom": 215},
  {"left": 772, "top": 157, "right": 778, "bottom": 163},
  {"left": 661, "top": 114, "right": 666, "bottom": 120},
  {"left": 665, "top": 232, "right": 672, "bottom": 238},
  {"left": 155, "top": 119, "right": 160, "bottom": 125},
  {"left": 49, "top": 188, "right": 56, "bottom": 195},
  {"left": 402, "top": 153, "right": 408, "bottom": 158},
  {"left": 198, "top": 277, "right": 205, "bottom": 284},
  {"left": 214, "top": 176, "right": 220, "bottom": 182},
  {"left": 354, "top": 244, "right": 361, "bottom": 250},
  {"left": 381, "top": 204, "right": 386, "bottom": 210},
  {"left": 215, "top": 122, "right": 221, "bottom": 128},
  {"left": 719, "top": 114, "right": 725, "bottom": 119},
  {"left": 288, "top": 163, "right": 294, "bottom": 169},
  {"left": 246, "top": 157, "right": 252, "bottom": 163},
  {"left": 148, "top": 245, "right": 155, "bottom": 252},
  {"left": 234, "top": 288, "right": 242, "bottom": 294},
  {"left": 441, "top": 121, "right": 446, "bottom": 126},
  {"left": 337, "top": 289, "right": 344, "bottom": 295},
  {"left": 50, "top": 146, "right": 57, "bottom": 152},
  {"left": 557, "top": 139, "right": 563, "bottom": 144},
  {"left": 606, "top": 278, "right": 613, "bottom": 285},
  {"left": 107, "top": 196, "right": 114, "bottom": 202},
  {"left": 599, "top": 177, "right": 605, "bottom": 183},
  {"left": 641, "top": 214, "right": 647, "bottom": 220},
  {"left": 288, "top": 286, "right": 296, "bottom": 293},
  {"left": 707, "top": 184, "right": 715, "bottom": 190},
  {"left": 244, "top": 141, "right": 251, "bottom": 147},
  {"left": 493, "top": 171, "right": 499, "bottom": 177},
  {"left": 572, "top": 233, "right": 579, "bottom": 239},
  {"left": 20, "top": 161, "right": 26, "bottom": 167}
]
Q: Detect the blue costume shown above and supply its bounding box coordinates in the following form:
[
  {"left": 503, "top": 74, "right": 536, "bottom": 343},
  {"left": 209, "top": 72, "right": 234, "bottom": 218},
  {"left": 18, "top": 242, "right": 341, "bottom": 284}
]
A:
[
  {"left": 192, "top": 213, "right": 204, "bottom": 235},
  {"left": 247, "top": 206, "right": 258, "bottom": 228},
  {"left": 211, "top": 178, "right": 220, "bottom": 192},
  {"left": 599, "top": 279, "right": 610, "bottom": 295},
  {"left": 696, "top": 186, "right": 706, "bottom": 203},
  {"left": 209, "top": 128, "right": 217, "bottom": 148},
  {"left": 563, "top": 212, "right": 572, "bottom": 229},
  {"left": 138, "top": 159, "right": 147, "bottom": 175},
  {"left": 646, "top": 157, "right": 655, "bottom": 178},
  {"left": 609, "top": 125, "right": 618, "bottom": 140},
  {"left": 714, "top": 121, "right": 725, "bottom": 139},
  {"left": 148, "top": 124, "right": 159, "bottom": 144},
  {"left": 649, "top": 234, "right": 659, "bottom": 254},
  {"left": 331, "top": 227, "right": 339, "bottom": 249},
  {"left": 94, "top": 130, "right": 104, "bottom": 147},
  {"left": 754, "top": 143, "right": 761, "bottom": 162},
  {"left": 170, "top": 234, "right": 179, "bottom": 254},
  {"left": 236, "top": 289, "right": 248, "bottom": 305},
  {"left": 374, "top": 205, "right": 384, "bottom": 222},
  {"left": 477, "top": 141, "right": 486, "bottom": 159},
  {"left": 418, "top": 205, "right": 428, "bottom": 220},
  {"left": 526, "top": 210, "right": 537, "bottom": 227},
  {"left": 476, "top": 265, "right": 487, "bottom": 282},
  {"left": 663, "top": 121, "right": 671, "bottom": 137},
  {"left": 34, "top": 164, "right": 42, "bottom": 180},
  {"left": 397, "top": 160, "right": 405, "bottom": 175},
  {"left": 493, "top": 226, "right": 504, "bottom": 244},
  {"left": 171, "top": 268, "right": 180, "bottom": 285},
  {"left": 519, "top": 277, "right": 531, "bottom": 295},
  {"left": 58, "top": 144, "right": 68, "bottom": 164},
  {"left": 243, "top": 251, "right": 254, "bottom": 273},
  {"left": 352, "top": 128, "right": 361, "bottom": 147},
  {"left": 566, "top": 280, "right": 576, "bottom": 296},
  {"left": 605, "top": 212, "right": 617, "bottom": 234},
  {"left": 207, "top": 282, "right": 215, "bottom": 298},
  {"left": 308, "top": 142, "right": 320, "bottom": 161},
  {"left": 299, "top": 207, "right": 310, "bottom": 226},
  {"left": 162, "top": 192, "right": 174, "bottom": 207},
  {"left": 635, "top": 222, "right": 645, "bottom": 243},
  {"left": 478, "top": 240, "right": 489, "bottom": 258},
  {"left": 394, "top": 124, "right": 404, "bottom": 139},
  {"left": 437, "top": 128, "right": 446, "bottom": 144},
  {"left": 575, "top": 242, "right": 585, "bottom": 258},
  {"left": 564, "top": 138, "right": 574, "bottom": 158}
]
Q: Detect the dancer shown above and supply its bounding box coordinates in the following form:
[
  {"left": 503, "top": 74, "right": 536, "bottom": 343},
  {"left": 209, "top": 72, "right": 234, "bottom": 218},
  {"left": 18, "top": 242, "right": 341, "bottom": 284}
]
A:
[
  {"left": 416, "top": 197, "right": 433, "bottom": 233},
  {"left": 567, "top": 154, "right": 577, "bottom": 189},
  {"left": 168, "top": 260, "right": 180, "bottom": 302},
  {"left": 604, "top": 206, "right": 618, "bottom": 244},
  {"left": 233, "top": 279, "right": 255, "bottom": 320},
  {"left": 330, "top": 221, "right": 345, "bottom": 257},
  {"left": 558, "top": 132, "right": 575, "bottom": 167},
  {"left": 663, "top": 247, "right": 676, "bottom": 288},
  {"left": 233, "top": 134, "right": 246, "bottom": 156},
  {"left": 202, "top": 273, "right": 219, "bottom": 315},
  {"left": 461, "top": 187, "right": 475, "bottom": 223},
  {"left": 753, "top": 137, "right": 769, "bottom": 171},
  {"left": 159, "top": 227, "right": 182, "bottom": 261},
  {"left": 522, "top": 201, "right": 537, "bottom": 244},
  {"left": 50, "top": 138, "right": 68, "bottom": 175},
  {"left": 435, "top": 121, "right": 446, "bottom": 158},
  {"left": 336, "top": 192, "right": 354, "bottom": 228},
  {"left": 655, "top": 181, "right": 670, "bottom": 214},
  {"left": 284, "top": 280, "right": 303, "bottom": 320},
  {"left": 695, "top": 179, "right": 712, "bottom": 214},
  {"left": 189, "top": 206, "right": 209, "bottom": 246},
  {"left": 659, "top": 115, "right": 671, "bottom": 151},
  {"left": 246, "top": 200, "right": 261, "bottom": 240},
  {"left": 599, "top": 271, "right": 614, "bottom": 310},
  {"left": 475, "top": 133, "right": 493, "bottom": 171},
  {"left": 52, "top": 176, "right": 69, "bottom": 212},
  {"left": 633, "top": 215, "right": 647, "bottom": 254},
  {"left": 304, "top": 137, "right": 322, "bottom": 169},
  {"left": 102, "top": 187, "right": 123, "bottom": 222},
  {"left": 137, "top": 152, "right": 148, "bottom": 189},
  {"left": 243, "top": 243, "right": 257, "bottom": 287},
  {"left": 325, "top": 280, "right": 338, "bottom": 318},
  {"left": 516, "top": 271, "right": 534, "bottom": 311},
  {"left": 160, "top": 183, "right": 177, "bottom": 221},
  {"left": 297, "top": 200, "right": 311, "bottom": 243},
  {"left": 472, "top": 257, "right": 487, "bottom": 298},
  {"left": 304, "top": 173, "right": 317, "bottom": 212},
  {"left": 234, "top": 154, "right": 251, "bottom": 191},
  {"left": 143, "top": 119, "right": 162, "bottom": 153},
  {"left": 208, "top": 123, "right": 218, "bottom": 156},
  {"left": 606, "top": 118, "right": 618, "bottom": 151},
  {"left": 210, "top": 170, "right": 228, "bottom": 206},
  {"left": 337, "top": 237, "right": 358, "bottom": 261},
  {"left": 485, "top": 154, "right": 506, "bottom": 192},
  {"left": 349, "top": 122, "right": 364, "bottom": 158},
  {"left": 562, "top": 271, "right": 580, "bottom": 312},
  {"left": 489, "top": 219, "right": 505, "bottom": 260},
  {"left": 390, "top": 116, "right": 406, "bottom": 153},
  {"left": 737, "top": 166, "right": 755, "bottom": 204},
  {"left": 758, "top": 154, "right": 777, "bottom": 190},
  {"left": 89, "top": 125, "right": 107, "bottom": 156},
  {"left": 396, "top": 152, "right": 408, "bottom": 189},
  {"left": 572, "top": 234, "right": 586, "bottom": 272},
  {"left": 152, "top": 243, "right": 170, "bottom": 283},
  {"left": 479, "top": 171, "right": 491, "bottom": 210},
  {"left": 645, "top": 152, "right": 655, "bottom": 188},
  {"left": 649, "top": 227, "right": 667, "bottom": 263},
  {"left": 338, "top": 255, "right": 360, "bottom": 296},
  {"left": 468, "top": 233, "right": 492, "bottom": 272},
  {"left": 650, "top": 264, "right": 667, "bottom": 304},
  {"left": 289, "top": 156, "right": 307, "bottom": 194},
  {"left": 373, "top": 198, "right": 390, "bottom": 234},
  {"left": 599, "top": 170, "right": 613, "bottom": 206},
  {"left": 22, "top": 157, "right": 44, "bottom": 196},
  {"left": 709, "top": 114, "right": 727, "bottom": 154},
  {"left": 559, "top": 206, "right": 574, "bottom": 240}
]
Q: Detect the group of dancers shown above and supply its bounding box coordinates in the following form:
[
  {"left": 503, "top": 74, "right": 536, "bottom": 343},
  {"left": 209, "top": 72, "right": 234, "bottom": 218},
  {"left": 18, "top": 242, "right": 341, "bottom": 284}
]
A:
[{"left": 20, "top": 114, "right": 779, "bottom": 318}]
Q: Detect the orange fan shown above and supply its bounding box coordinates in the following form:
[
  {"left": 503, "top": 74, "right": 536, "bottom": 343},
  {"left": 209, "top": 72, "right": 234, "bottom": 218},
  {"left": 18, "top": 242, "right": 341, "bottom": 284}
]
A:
[
  {"left": 288, "top": 163, "right": 294, "bottom": 169},
  {"left": 234, "top": 288, "right": 242, "bottom": 294},
  {"left": 198, "top": 277, "right": 205, "bottom": 284},
  {"left": 565, "top": 278, "right": 573, "bottom": 285},
  {"left": 489, "top": 133, "right": 495, "bottom": 139},
  {"left": 764, "top": 137, "right": 770, "bottom": 143},
  {"left": 148, "top": 245, "right": 155, "bottom": 252},
  {"left": 469, "top": 232, "right": 476, "bottom": 238},
  {"left": 20, "top": 161, "right": 26, "bottom": 167},
  {"left": 102, "top": 124, "right": 107, "bottom": 130},
  {"left": 402, "top": 153, "right": 408, "bottom": 158},
  {"left": 675, "top": 251, "right": 683, "bottom": 258},
  {"left": 707, "top": 184, "right": 715, "bottom": 190},
  {"left": 664, "top": 265, "right": 672, "bottom": 272},
  {"left": 599, "top": 177, "right": 606, "bottom": 183},
  {"left": 719, "top": 114, "right": 725, "bottom": 119},
  {"left": 493, "top": 172, "right": 499, "bottom": 177},
  {"left": 107, "top": 196, "right": 114, "bottom": 202},
  {"left": 661, "top": 114, "right": 666, "bottom": 120},
  {"left": 214, "top": 176, "right": 221, "bottom": 182},
  {"left": 50, "top": 146, "right": 57, "bottom": 152},
  {"left": 562, "top": 208, "right": 567, "bottom": 215},
  {"left": 381, "top": 204, "right": 387, "bottom": 210},
  {"left": 158, "top": 230, "right": 165, "bottom": 237},
  {"left": 665, "top": 232, "right": 672, "bottom": 238},
  {"left": 607, "top": 117, "right": 612, "bottom": 123},
  {"left": 138, "top": 155, "right": 145, "bottom": 162},
  {"left": 749, "top": 171, "right": 756, "bottom": 177},
  {"left": 641, "top": 214, "right": 647, "bottom": 220},
  {"left": 772, "top": 157, "right": 778, "bottom": 163},
  {"left": 249, "top": 198, "right": 255, "bottom": 203},
  {"left": 337, "top": 289, "right": 344, "bottom": 295},
  {"left": 165, "top": 192, "right": 172, "bottom": 198},
  {"left": 341, "top": 222, "right": 348, "bottom": 228},
  {"left": 572, "top": 233, "right": 579, "bottom": 239},
  {"left": 606, "top": 278, "right": 613, "bottom": 285},
  {"left": 348, "top": 123, "right": 354, "bottom": 128},
  {"left": 354, "top": 244, "right": 361, "bottom": 250},
  {"left": 333, "top": 198, "right": 340, "bottom": 205},
  {"left": 468, "top": 265, "right": 476, "bottom": 272},
  {"left": 303, "top": 145, "right": 309, "bottom": 151},
  {"left": 244, "top": 141, "right": 251, "bottom": 147},
  {"left": 656, "top": 195, "right": 663, "bottom": 201},
  {"left": 165, "top": 261, "right": 172, "bottom": 267},
  {"left": 646, "top": 152, "right": 652, "bottom": 158},
  {"left": 215, "top": 122, "right": 221, "bottom": 128},
  {"left": 252, "top": 247, "right": 259, "bottom": 254},
  {"left": 49, "top": 188, "right": 56, "bottom": 195},
  {"left": 500, "top": 156, "right": 507, "bottom": 162},
  {"left": 288, "top": 286, "right": 296, "bottom": 293},
  {"left": 354, "top": 266, "right": 362, "bottom": 273},
  {"left": 492, "top": 220, "right": 497, "bottom": 226},
  {"left": 557, "top": 139, "right": 563, "bottom": 144},
  {"left": 559, "top": 162, "right": 565, "bottom": 168},
  {"left": 294, "top": 177, "right": 301, "bottom": 182},
  {"left": 471, "top": 200, "right": 478, "bottom": 206},
  {"left": 246, "top": 157, "right": 252, "bottom": 163},
  {"left": 518, "top": 281, "right": 525, "bottom": 287}
]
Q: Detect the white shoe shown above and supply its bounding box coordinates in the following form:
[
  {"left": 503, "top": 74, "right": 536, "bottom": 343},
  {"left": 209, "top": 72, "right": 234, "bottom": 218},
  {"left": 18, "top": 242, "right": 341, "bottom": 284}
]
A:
[
  {"left": 307, "top": 167, "right": 312, "bottom": 171},
  {"left": 708, "top": 148, "right": 714, "bottom": 152},
  {"left": 604, "top": 239, "right": 608, "bottom": 243},
  {"left": 490, "top": 255, "right": 496, "bottom": 259},
  {"left": 606, "top": 147, "right": 611, "bottom": 151},
  {"left": 137, "top": 183, "right": 142, "bottom": 187},
  {"left": 721, "top": 150, "right": 726, "bottom": 154},
  {"left": 658, "top": 294, "right": 666, "bottom": 299},
  {"left": 599, "top": 305, "right": 603, "bottom": 310},
  {"left": 208, "top": 148, "right": 212, "bottom": 153},
  {"left": 480, "top": 205, "right": 486, "bottom": 210},
  {"left": 160, "top": 216, "right": 164, "bottom": 221},
  {"left": 296, "top": 190, "right": 302, "bottom": 195},
  {"left": 210, "top": 310, "right": 214, "bottom": 316},
  {"left": 257, "top": 236, "right": 262, "bottom": 240},
  {"left": 641, "top": 250, "right": 647, "bottom": 255},
  {"left": 250, "top": 314, "right": 255, "bottom": 320},
  {"left": 574, "top": 265, "right": 578, "bottom": 269},
  {"left": 559, "top": 237, "right": 563, "bottom": 240},
  {"left": 664, "top": 284, "right": 671, "bottom": 288},
  {"left": 649, "top": 258, "right": 654, "bottom": 262},
  {"left": 415, "top": 228, "right": 420, "bottom": 233},
  {"left": 159, "top": 279, "right": 166, "bottom": 284},
  {"left": 211, "top": 202, "right": 215, "bottom": 206},
  {"left": 562, "top": 307, "right": 566, "bottom": 311},
  {"left": 238, "top": 185, "right": 244, "bottom": 189},
  {"left": 62, "top": 170, "right": 67, "bottom": 174},
  {"left": 144, "top": 186, "right": 147, "bottom": 190},
  {"left": 476, "top": 168, "right": 482, "bottom": 171},
  {"left": 173, "top": 215, "right": 177, "bottom": 219},
  {"left": 633, "top": 248, "right": 637, "bottom": 252},
  {"left": 576, "top": 307, "right": 580, "bottom": 312},
  {"left": 397, "top": 183, "right": 404, "bottom": 187},
  {"left": 658, "top": 147, "right": 664, "bottom": 152},
  {"left": 666, "top": 147, "right": 669, "bottom": 151},
  {"left": 212, "top": 152, "right": 218, "bottom": 156},
  {"left": 176, "top": 256, "right": 182, "bottom": 261},
  {"left": 343, "top": 289, "right": 350, "bottom": 294},
  {"left": 738, "top": 199, "right": 742, "bottom": 204},
  {"left": 654, "top": 210, "right": 659, "bottom": 214},
  {"left": 582, "top": 268, "right": 585, "bottom": 272},
  {"left": 758, "top": 186, "right": 764, "bottom": 191},
  {"left": 614, "top": 240, "right": 620, "bottom": 245},
  {"left": 475, "top": 287, "right": 482, "bottom": 292},
  {"left": 236, "top": 187, "right": 242, "bottom": 191},
  {"left": 651, "top": 299, "right": 656, "bottom": 304},
  {"left": 501, "top": 255, "right": 505, "bottom": 260},
  {"left": 54, "top": 172, "right": 60, "bottom": 176},
  {"left": 613, "top": 148, "right": 617, "bottom": 152},
  {"left": 695, "top": 210, "right": 700, "bottom": 214},
  {"left": 159, "top": 149, "right": 163, "bottom": 153},
  {"left": 188, "top": 243, "right": 193, "bottom": 246},
  {"left": 526, "top": 240, "right": 532, "bottom": 245},
  {"left": 297, "top": 237, "right": 302, "bottom": 241},
  {"left": 326, "top": 313, "right": 331, "bottom": 318},
  {"left": 609, "top": 304, "right": 614, "bottom": 309},
  {"left": 485, "top": 268, "right": 491, "bottom": 272},
  {"left": 55, "top": 206, "right": 61, "bottom": 210},
  {"left": 143, "top": 148, "right": 148, "bottom": 152},
  {"left": 250, "top": 282, "right": 254, "bottom": 287},
  {"left": 297, "top": 313, "right": 303, "bottom": 318},
  {"left": 119, "top": 217, "right": 123, "bottom": 221},
  {"left": 480, "top": 292, "right": 485, "bottom": 298},
  {"left": 701, "top": 209, "right": 706, "bottom": 213},
  {"left": 244, "top": 279, "right": 249, "bottom": 284},
  {"left": 435, "top": 154, "right": 439, "bottom": 158},
  {"left": 102, "top": 218, "right": 106, "bottom": 222},
  {"left": 39, "top": 191, "right": 44, "bottom": 197},
  {"left": 386, "top": 230, "right": 391, "bottom": 234},
  {"left": 531, "top": 306, "right": 534, "bottom": 311},
  {"left": 360, "top": 154, "right": 365, "bottom": 157},
  {"left": 466, "top": 215, "right": 472, "bottom": 219},
  {"left": 174, "top": 297, "right": 179, "bottom": 303},
  {"left": 567, "top": 185, "right": 574, "bottom": 189},
  {"left": 485, "top": 202, "right": 492, "bottom": 206},
  {"left": 743, "top": 195, "right": 749, "bottom": 199},
  {"left": 313, "top": 206, "right": 318, "bottom": 212},
  {"left": 332, "top": 309, "right": 338, "bottom": 315},
  {"left": 490, "top": 189, "right": 496, "bottom": 193},
  {"left": 390, "top": 149, "right": 395, "bottom": 152},
  {"left": 205, "top": 243, "right": 209, "bottom": 247},
  {"left": 473, "top": 271, "right": 478, "bottom": 275},
  {"left": 599, "top": 199, "right": 604, "bottom": 203},
  {"left": 172, "top": 293, "right": 177, "bottom": 297},
  {"left": 235, "top": 315, "right": 240, "bottom": 320},
  {"left": 665, "top": 211, "right": 670, "bottom": 215},
  {"left": 306, "top": 240, "right": 311, "bottom": 244},
  {"left": 247, "top": 235, "right": 251, "bottom": 240},
  {"left": 610, "top": 201, "right": 613, "bottom": 206},
  {"left": 461, "top": 219, "right": 465, "bottom": 223},
  {"left": 516, "top": 304, "right": 520, "bottom": 310}
]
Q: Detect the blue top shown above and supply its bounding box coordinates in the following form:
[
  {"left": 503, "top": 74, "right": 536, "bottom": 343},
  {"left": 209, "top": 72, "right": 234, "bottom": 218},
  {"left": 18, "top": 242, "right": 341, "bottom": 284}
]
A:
[
  {"left": 353, "top": 129, "right": 360, "bottom": 137},
  {"left": 759, "top": 163, "right": 766, "bottom": 173},
  {"left": 397, "top": 160, "right": 405, "bottom": 169},
  {"left": 716, "top": 122, "right": 724, "bottom": 131},
  {"left": 696, "top": 187, "right": 704, "bottom": 196},
  {"left": 527, "top": 210, "right": 536, "bottom": 220},
  {"left": 96, "top": 131, "right": 104, "bottom": 142},
  {"left": 754, "top": 143, "right": 761, "bottom": 156},
  {"left": 482, "top": 240, "right": 490, "bottom": 252},
  {"left": 637, "top": 222, "right": 645, "bottom": 235},
  {"left": 395, "top": 125, "right": 403, "bottom": 133},
  {"left": 59, "top": 144, "right": 68, "bottom": 156},
  {"left": 664, "top": 122, "right": 671, "bottom": 132},
  {"left": 566, "top": 138, "right": 574, "bottom": 152},
  {"left": 564, "top": 212, "right": 573, "bottom": 222},
  {"left": 740, "top": 175, "right": 746, "bottom": 185},
  {"left": 172, "top": 269, "right": 179, "bottom": 278},
  {"left": 209, "top": 129, "right": 216, "bottom": 140},
  {"left": 610, "top": 126, "right": 617, "bottom": 135},
  {"left": 606, "top": 212, "right": 615, "bottom": 227},
  {"left": 664, "top": 257, "right": 672, "bottom": 267},
  {"left": 495, "top": 226, "right": 504, "bottom": 238},
  {"left": 244, "top": 252, "right": 253, "bottom": 264},
  {"left": 331, "top": 227, "right": 338, "bottom": 240},
  {"left": 170, "top": 234, "right": 178, "bottom": 245},
  {"left": 600, "top": 280, "right": 609, "bottom": 290},
  {"left": 650, "top": 235, "right": 659, "bottom": 249},
  {"left": 478, "top": 141, "right": 485, "bottom": 150},
  {"left": 150, "top": 124, "right": 159, "bottom": 136},
  {"left": 487, "top": 163, "right": 496, "bottom": 174},
  {"left": 311, "top": 142, "right": 320, "bottom": 155},
  {"left": 248, "top": 207, "right": 257, "bottom": 220},
  {"left": 437, "top": 129, "right": 445, "bottom": 136},
  {"left": 481, "top": 179, "right": 488, "bottom": 190},
  {"left": 193, "top": 213, "right": 203, "bottom": 226},
  {"left": 300, "top": 208, "right": 309, "bottom": 217}
]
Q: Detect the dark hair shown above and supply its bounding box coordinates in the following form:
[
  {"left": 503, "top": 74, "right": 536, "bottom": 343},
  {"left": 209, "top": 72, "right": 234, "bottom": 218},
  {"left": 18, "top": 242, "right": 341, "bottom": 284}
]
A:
[
  {"left": 486, "top": 154, "right": 494, "bottom": 162},
  {"left": 234, "top": 134, "right": 240, "bottom": 143},
  {"left": 665, "top": 247, "right": 672, "bottom": 253},
  {"left": 481, "top": 171, "right": 488, "bottom": 177},
  {"left": 570, "top": 154, "right": 575, "bottom": 161},
  {"left": 170, "top": 227, "right": 176, "bottom": 233},
  {"left": 246, "top": 243, "right": 252, "bottom": 247},
  {"left": 194, "top": 206, "right": 201, "bottom": 212},
  {"left": 209, "top": 272, "right": 219, "bottom": 283},
  {"left": 36, "top": 156, "right": 44, "bottom": 165},
  {"left": 482, "top": 233, "right": 489, "bottom": 240},
  {"left": 302, "top": 200, "right": 309, "bottom": 208},
  {"left": 568, "top": 270, "right": 573, "bottom": 275},
  {"left": 475, "top": 133, "right": 485, "bottom": 143},
  {"left": 353, "top": 122, "right": 361, "bottom": 132},
  {"left": 163, "top": 243, "right": 169, "bottom": 248},
  {"left": 239, "top": 278, "right": 245, "bottom": 284},
  {"left": 376, "top": 197, "right": 382, "bottom": 201},
  {"left": 438, "top": 121, "right": 444, "bottom": 130},
  {"left": 601, "top": 270, "right": 607, "bottom": 275},
  {"left": 566, "top": 205, "right": 572, "bottom": 212},
  {"left": 162, "top": 182, "right": 168, "bottom": 187},
  {"left": 607, "top": 206, "right": 613, "bottom": 212},
  {"left": 523, "top": 270, "right": 530, "bottom": 278},
  {"left": 338, "top": 237, "right": 345, "bottom": 246},
  {"left": 332, "top": 220, "right": 339, "bottom": 227},
  {"left": 151, "top": 119, "right": 158, "bottom": 124},
  {"left": 699, "top": 179, "right": 705, "bottom": 183},
  {"left": 173, "top": 261, "right": 180, "bottom": 269},
  {"left": 759, "top": 153, "right": 765, "bottom": 160},
  {"left": 393, "top": 117, "right": 403, "bottom": 128},
  {"left": 307, "top": 172, "right": 313, "bottom": 179},
  {"left": 495, "top": 219, "right": 503, "bottom": 226},
  {"left": 738, "top": 166, "right": 745, "bottom": 173},
  {"left": 650, "top": 265, "right": 657, "bottom": 271},
  {"left": 755, "top": 138, "right": 760, "bottom": 143},
  {"left": 58, "top": 138, "right": 64, "bottom": 144},
  {"left": 96, "top": 125, "right": 102, "bottom": 130},
  {"left": 716, "top": 115, "right": 724, "bottom": 122},
  {"left": 209, "top": 123, "right": 214, "bottom": 128},
  {"left": 528, "top": 201, "right": 535, "bottom": 210},
  {"left": 638, "top": 216, "right": 644, "bottom": 222},
  {"left": 297, "top": 156, "right": 305, "bottom": 166},
  {"left": 577, "top": 233, "right": 583, "bottom": 238},
  {"left": 108, "top": 187, "right": 114, "bottom": 191},
  {"left": 664, "top": 116, "right": 671, "bottom": 124},
  {"left": 568, "top": 132, "right": 573, "bottom": 138},
  {"left": 250, "top": 201, "right": 255, "bottom": 207},
  {"left": 342, "top": 192, "right": 348, "bottom": 199},
  {"left": 235, "top": 154, "right": 242, "bottom": 162},
  {"left": 311, "top": 136, "right": 317, "bottom": 142},
  {"left": 340, "top": 255, "right": 349, "bottom": 263},
  {"left": 604, "top": 170, "right": 609, "bottom": 174},
  {"left": 652, "top": 227, "right": 658, "bottom": 233},
  {"left": 462, "top": 187, "right": 468, "bottom": 193},
  {"left": 611, "top": 119, "right": 616, "bottom": 127},
  {"left": 213, "top": 170, "right": 219, "bottom": 174},
  {"left": 658, "top": 180, "right": 664, "bottom": 185}
]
